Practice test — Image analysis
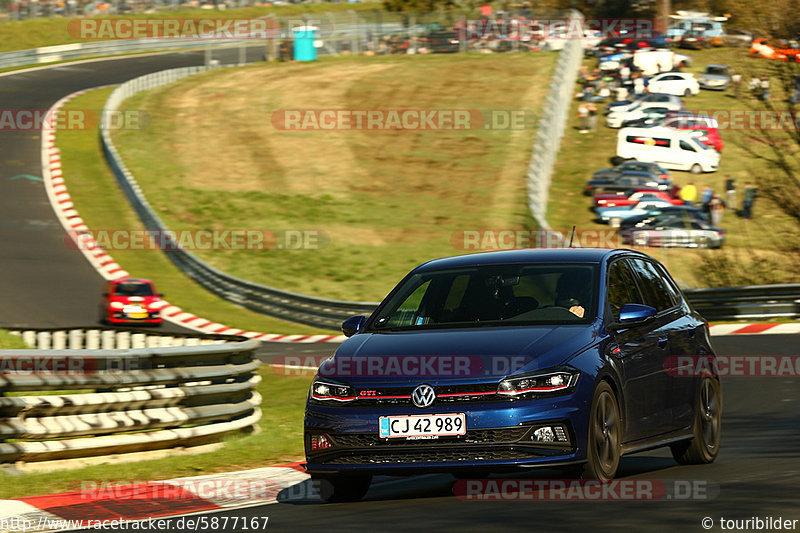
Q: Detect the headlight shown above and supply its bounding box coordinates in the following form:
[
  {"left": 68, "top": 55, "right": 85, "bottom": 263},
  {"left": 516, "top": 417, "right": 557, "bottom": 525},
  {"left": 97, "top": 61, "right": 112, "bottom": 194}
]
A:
[
  {"left": 497, "top": 370, "right": 580, "bottom": 398},
  {"left": 309, "top": 378, "right": 356, "bottom": 402},
  {"left": 109, "top": 302, "right": 124, "bottom": 309}
]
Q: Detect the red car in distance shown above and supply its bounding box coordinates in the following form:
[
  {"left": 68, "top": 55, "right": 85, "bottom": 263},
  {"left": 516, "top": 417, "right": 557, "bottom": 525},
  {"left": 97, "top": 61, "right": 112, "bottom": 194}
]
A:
[
  {"left": 594, "top": 189, "right": 684, "bottom": 208},
  {"left": 99, "top": 278, "right": 165, "bottom": 326}
]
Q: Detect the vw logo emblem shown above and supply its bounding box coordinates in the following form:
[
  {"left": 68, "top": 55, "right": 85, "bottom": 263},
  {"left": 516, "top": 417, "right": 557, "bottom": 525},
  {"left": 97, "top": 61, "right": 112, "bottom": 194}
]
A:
[{"left": 412, "top": 384, "right": 436, "bottom": 408}]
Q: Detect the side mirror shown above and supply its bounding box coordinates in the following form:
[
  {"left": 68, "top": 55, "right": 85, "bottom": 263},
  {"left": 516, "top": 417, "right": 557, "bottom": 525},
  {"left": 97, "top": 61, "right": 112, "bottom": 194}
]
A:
[
  {"left": 618, "top": 303, "right": 657, "bottom": 326},
  {"left": 102, "top": 292, "right": 109, "bottom": 297},
  {"left": 342, "top": 315, "right": 366, "bottom": 338},
  {"left": 158, "top": 293, "right": 164, "bottom": 297}
]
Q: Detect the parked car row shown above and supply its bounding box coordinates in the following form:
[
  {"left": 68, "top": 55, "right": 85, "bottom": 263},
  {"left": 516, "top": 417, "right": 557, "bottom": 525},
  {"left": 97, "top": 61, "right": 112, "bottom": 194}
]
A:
[
  {"left": 582, "top": 164, "right": 725, "bottom": 248},
  {"left": 582, "top": 44, "right": 726, "bottom": 249}
]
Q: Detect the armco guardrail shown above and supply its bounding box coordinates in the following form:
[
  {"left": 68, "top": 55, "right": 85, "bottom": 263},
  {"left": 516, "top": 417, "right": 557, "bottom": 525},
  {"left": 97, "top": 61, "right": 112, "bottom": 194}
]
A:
[
  {"left": 0, "top": 38, "right": 248, "bottom": 70},
  {"left": 7, "top": 326, "right": 247, "bottom": 350},
  {"left": 684, "top": 284, "right": 800, "bottom": 322},
  {"left": 0, "top": 330, "right": 260, "bottom": 463},
  {"left": 99, "top": 65, "right": 378, "bottom": 329}
]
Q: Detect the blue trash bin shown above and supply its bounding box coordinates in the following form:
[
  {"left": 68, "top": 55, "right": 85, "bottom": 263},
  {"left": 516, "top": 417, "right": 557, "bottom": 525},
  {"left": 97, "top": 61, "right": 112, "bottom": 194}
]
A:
[{"left": 293, "top": 25, "right": 318, "bottom": 61}]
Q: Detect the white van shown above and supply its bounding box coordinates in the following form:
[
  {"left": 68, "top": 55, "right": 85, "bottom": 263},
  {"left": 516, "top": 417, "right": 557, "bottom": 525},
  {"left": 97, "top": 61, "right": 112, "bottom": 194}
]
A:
[{"left": 616, "top": 126, "right": 720, "bottom": 173}]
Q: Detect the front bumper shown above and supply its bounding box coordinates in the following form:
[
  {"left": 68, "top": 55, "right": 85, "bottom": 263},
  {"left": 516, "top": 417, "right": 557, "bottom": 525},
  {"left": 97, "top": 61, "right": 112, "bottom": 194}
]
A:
[
  {"left": 699, "top": 80, "right": 729, "bottom": 90},
  {"left": 305, "top": 390, "right": 590, "bottom": 475},
  {"left": 107, "top": 311, "right": 162, "bottom": 324}
]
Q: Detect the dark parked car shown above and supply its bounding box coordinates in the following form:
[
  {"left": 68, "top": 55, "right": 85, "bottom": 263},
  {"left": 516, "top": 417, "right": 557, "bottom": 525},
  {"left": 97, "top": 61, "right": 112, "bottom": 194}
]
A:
[
  {"left": 619, "top": 207, "right": 709, "bottom": 230},
  {"left": 593, "top": 161, "right": 671, "bottom": 181},
  {"left": 620, "top": 108, "right": 671, "bottom": 128},
  {"left": 585, "top": 170, "right": 672, "bottom": 196},
  {"left": 678, "top": 29, "right": 711, "bottom": 49},
  {"left": 304, "top": 249, "right": 721, "bottom": 501},
  {"left": 419, "top": 31, "right": 461, "bottom": 53}
]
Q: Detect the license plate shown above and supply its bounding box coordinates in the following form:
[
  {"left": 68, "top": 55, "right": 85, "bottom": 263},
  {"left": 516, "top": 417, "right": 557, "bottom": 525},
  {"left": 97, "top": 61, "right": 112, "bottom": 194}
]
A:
[{"left": 379, "top": 413, "right": 466, "bottom": 439}]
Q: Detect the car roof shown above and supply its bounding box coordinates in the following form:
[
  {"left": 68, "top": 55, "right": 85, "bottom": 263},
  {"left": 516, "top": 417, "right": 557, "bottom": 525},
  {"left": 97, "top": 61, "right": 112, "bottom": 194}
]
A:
[
  {"left": 414, "top": 248, "right": 642, "bottom": 272},
  {"left": 618, "top": 170, "right": 657, "bottom": 177}
]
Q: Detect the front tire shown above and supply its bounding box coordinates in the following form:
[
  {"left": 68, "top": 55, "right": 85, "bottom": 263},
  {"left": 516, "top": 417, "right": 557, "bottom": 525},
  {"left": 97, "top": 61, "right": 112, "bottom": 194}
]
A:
[
  {"left": 690, "top": 163, "right": 702, "bottom": 174},
  {"left": 684, "top": 88, "right": 692, "bottom": 97},
  {"left": 582, "top": 381, "right": 622, "bottom": 480},
  {"left": 312, "top": 474, "right": 372, "bottom": 502},
  {"left": 671, "top": 377, "right": 721, "bottom": 464}
]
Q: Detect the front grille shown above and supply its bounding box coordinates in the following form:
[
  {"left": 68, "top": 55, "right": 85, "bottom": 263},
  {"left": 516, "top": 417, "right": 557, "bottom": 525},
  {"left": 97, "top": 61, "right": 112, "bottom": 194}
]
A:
[
  {"left": 326, "top": 449, "right": 535, "bottom": 464},
  {"left": 332, "top": 427, "right": 531, "bottom": 448},
  {"left": 351, "top": 383, "right": 502, "bottom": 406}
]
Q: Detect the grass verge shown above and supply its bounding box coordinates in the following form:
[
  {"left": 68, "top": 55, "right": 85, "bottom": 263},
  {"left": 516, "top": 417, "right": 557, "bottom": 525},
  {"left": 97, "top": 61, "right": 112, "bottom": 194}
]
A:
[
  {"left": 57, "top": 87, "right": 331, "bottom": 335},
  {"left": 112, "top": 52, "right": 555, "bottom": 301},
  {"left": 0, "top": 367, "right": 313, "bottom": 499},
  {"left": 0, "top": 329, "right": 29, "bottom": 349}
]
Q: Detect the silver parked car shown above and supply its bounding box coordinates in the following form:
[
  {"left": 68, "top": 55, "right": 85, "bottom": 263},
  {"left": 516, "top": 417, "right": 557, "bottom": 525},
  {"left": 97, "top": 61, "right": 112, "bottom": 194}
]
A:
[
  {"left": 698, "top": 64, "right": 731, "bottom": 91},
  {"left": 621, "top": 217, "right": 724, "bottom": 249}
]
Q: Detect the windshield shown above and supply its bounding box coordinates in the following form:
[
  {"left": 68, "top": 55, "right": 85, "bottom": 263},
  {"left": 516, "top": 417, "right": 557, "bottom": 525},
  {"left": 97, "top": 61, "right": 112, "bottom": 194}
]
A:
[
  {"left": 705, "top": 67, "right": 728, "bottom": 75},
  {"left": 113, "top": 282, "right": 155, "bottom": 297},
  {"left": 367, "top": 263, "right": 598, "bottom": 331}
]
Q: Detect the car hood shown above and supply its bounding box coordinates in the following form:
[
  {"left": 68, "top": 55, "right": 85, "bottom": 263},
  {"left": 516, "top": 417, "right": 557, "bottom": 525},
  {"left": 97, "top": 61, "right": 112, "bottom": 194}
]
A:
[{"left": 326, "top": 324, "right": 601, "bottom": 385}]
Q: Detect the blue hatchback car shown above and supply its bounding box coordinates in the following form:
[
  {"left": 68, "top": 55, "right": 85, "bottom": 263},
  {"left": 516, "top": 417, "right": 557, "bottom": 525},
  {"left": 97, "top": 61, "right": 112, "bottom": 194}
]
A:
[{"left": 304, "top": 248, "right": 721, "bottom": 501}]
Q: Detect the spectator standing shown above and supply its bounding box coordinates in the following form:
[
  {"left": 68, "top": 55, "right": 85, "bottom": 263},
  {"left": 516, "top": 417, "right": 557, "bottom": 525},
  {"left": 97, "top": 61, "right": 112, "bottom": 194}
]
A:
[
  {"left": 620, "top": 64, "right": 631, "bottom": 81},
  {"left": 732, "top": 71, "right": 742, "bottom": 98},
  {"left": 760, "top": 75, "right": 770, "bottom": 101},
  {"left": 701, "top": 185, "right": 713, "bottom": 211},
  {"left": 680, "top": 182, "right": 698, "bottom": 204},
  {"left": 709, "top": 196, "right": 724, "bottom": 227},
  {"left": 724, "top": 175, "right": 736, "bottom": 212},
  {"left": 587, "top": 102, "right": 598, "bottom": 131},
  {"left": 791, "top": 75, "right": 800, "bottom": 105},
  {"left": 577, "top": 102, "right": 589, "bottom": 133},
  {"left": 633, "top": 74, "right": 645, "bottom": 95},
  {"left": 749, "top": 76, "right": 761, "bottom": 98},
  {"left": 742, "top": 182, "right": 758, "bottom": 218}
]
